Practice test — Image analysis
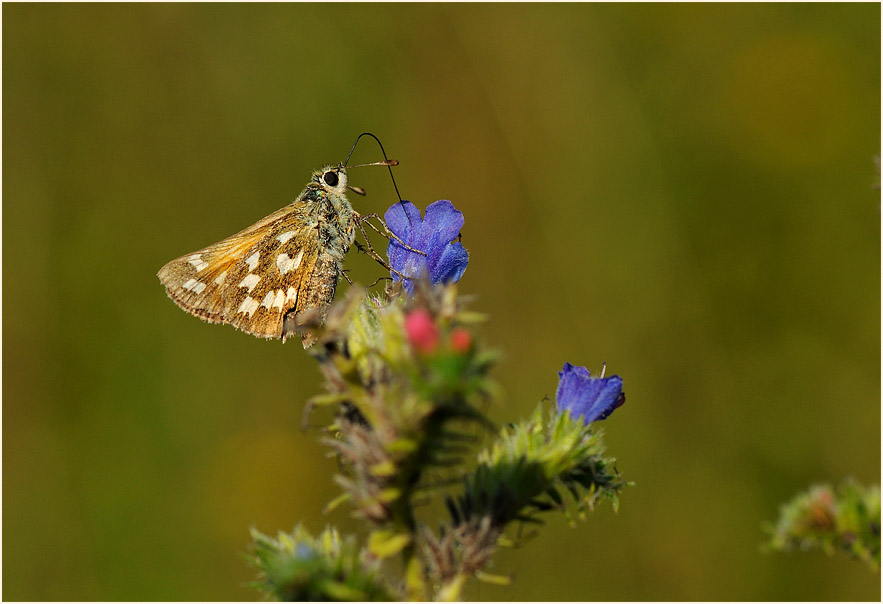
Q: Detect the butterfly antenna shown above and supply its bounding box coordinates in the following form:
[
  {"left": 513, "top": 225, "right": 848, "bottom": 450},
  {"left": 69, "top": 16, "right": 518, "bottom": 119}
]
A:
[{"left": 344, "top": 132, "right": 410, "bottom": 224}]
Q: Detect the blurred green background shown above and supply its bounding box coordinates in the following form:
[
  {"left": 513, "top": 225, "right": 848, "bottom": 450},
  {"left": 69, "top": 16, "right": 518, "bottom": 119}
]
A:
[{"left": 3, "top": 3, "right": 880, "bottom": 601}]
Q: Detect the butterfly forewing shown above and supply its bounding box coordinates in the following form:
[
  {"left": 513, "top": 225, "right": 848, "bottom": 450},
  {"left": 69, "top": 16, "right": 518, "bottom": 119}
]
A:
[{"left": 158, "top": 166, "right": 355, "bottom": 343}]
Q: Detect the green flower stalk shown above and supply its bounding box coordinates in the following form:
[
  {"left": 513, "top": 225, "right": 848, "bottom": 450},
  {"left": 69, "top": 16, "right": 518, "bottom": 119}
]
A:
[{"left": 309, "top": 283, "right": 497, "bottom": 531}]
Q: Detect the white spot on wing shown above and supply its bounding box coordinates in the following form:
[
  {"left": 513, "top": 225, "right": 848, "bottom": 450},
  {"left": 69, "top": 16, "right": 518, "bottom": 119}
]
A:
[
  {"left": 246, "top": 252, "right": 260, "bottom": 271},
  {"left": 182, "top": 278, "right": 206, "bottom": 294},
  {"left": 276, "top": 253, "right": 292, "bottom": 274},
  {"left": 285, "top": 287, "right": 297, "bottom": 306},
  {"left": 260, "top": 290, "right": 286, "bottom": 312},
  {"left": 239, "top": 273, "right": 260, "bottom": 292},
  {"left": 260, "top": 290, "right": 275, "bottom": 308},
  {"left": 277, "top": 231, "right": 296, "bottom": 244},
  {"left": 188, "top": 254, "right": 209, "bottom": 271},
  {"left": 276, "top": 249, "right": 304, "bottom": 274},
  {"left": 214, "top": 270, "right": 227, "bottom": 285},
  {"left": 237, "top": 295, "right": 259, "bottom": 317}
]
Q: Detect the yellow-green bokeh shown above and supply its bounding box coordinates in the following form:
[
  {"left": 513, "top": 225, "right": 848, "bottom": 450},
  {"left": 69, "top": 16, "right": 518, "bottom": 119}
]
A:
[{"left": 3, "top": 3, "right": 879, "bottom": 601}]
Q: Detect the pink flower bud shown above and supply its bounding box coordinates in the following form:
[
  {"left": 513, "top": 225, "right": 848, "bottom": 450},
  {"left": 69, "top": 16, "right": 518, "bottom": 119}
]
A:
[
  {"left": 449, "top": 328, "right": 472, "bottom": 354},
  {"left": 405, "top": 309, "right": 439, "bottom": 354}
]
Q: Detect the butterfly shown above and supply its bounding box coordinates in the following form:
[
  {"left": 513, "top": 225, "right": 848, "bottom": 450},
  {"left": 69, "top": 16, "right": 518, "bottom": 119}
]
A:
[{"left": 157, "top": 134, "right": 400, "bottom": 347}]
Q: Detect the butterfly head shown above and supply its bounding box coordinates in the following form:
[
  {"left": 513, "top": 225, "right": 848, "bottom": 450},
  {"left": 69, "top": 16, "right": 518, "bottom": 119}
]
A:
[{"left": 313, "top": 165, "right": 349, "bottom": 195}]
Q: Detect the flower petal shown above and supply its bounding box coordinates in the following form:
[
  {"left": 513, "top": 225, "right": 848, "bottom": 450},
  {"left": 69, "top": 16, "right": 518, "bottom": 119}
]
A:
[
  {"left": 430, "top": 241, "right": 469, "bottom": 285},
  {"left": 556, "top": 362, "right": 625, "bottom": 424},
  {"left": 384, "top": 201, "right": 422, "bottom": 240},
  {"left": 421, "top": 200, "right": 464, "bottom": 244}
]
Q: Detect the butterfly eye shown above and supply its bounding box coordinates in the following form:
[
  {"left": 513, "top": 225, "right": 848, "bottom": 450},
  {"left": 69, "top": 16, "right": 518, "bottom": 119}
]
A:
[{"left": 323, "top": 171, "right": 339, "bottom": 187}]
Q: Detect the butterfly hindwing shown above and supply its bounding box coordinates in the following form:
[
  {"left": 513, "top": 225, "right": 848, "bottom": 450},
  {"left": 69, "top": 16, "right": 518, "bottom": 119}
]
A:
[{"left": 224, "top": 218, "right": 322, "bottom": 339}]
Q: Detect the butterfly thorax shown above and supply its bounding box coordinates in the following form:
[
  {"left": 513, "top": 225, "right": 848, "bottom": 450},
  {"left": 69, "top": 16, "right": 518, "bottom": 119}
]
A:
[{"left": 302, "top": 170, "right": 356, "bottom": 261}]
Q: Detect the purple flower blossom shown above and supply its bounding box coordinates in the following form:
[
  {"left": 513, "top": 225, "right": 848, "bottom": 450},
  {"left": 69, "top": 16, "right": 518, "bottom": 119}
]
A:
[
  {"left": 384, "top": 200, "right": 469, "bottom": 292},
  {"left": 556, "top": 362, "right": 625, "bottom": 424}
]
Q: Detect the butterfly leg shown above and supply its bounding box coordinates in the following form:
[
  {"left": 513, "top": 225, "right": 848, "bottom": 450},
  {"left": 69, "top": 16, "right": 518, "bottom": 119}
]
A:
[
  {"left": 356, "top": 212, "right": 426, "bottom": 256},
  {"left": 352, "top": 216, "right": 412, "bottom": 281},
  {"left": 367, "top": 276, "right": 394, "bottom": 289},
  {"left": 340, "top": 267, "right": 354, "bottom": 286},
  {"left": 353, "top": 219, "right": 395, "bottom": 272}
]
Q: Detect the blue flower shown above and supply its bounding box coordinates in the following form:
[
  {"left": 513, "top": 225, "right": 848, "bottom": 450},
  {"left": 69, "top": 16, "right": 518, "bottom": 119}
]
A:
[
  {"left": 384, "top": 200, "right": 469, "bottom": 292},
  {"left": 556, "top": 362, "right": 625, "bottom": 424}
]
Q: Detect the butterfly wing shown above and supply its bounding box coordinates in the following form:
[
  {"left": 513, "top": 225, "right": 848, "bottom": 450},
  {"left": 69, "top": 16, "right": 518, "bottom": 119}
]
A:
[{"left": 158, "top": 201, "right": 323, "bottom": 340}]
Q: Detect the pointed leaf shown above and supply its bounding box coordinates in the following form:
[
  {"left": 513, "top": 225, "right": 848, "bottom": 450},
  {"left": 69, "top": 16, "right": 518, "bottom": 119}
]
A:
[
  {"left": 475, "top": 570, "right": 512, "bottom": 586},
  {"left": 368, "top": 530, "right": 412, "bottom": 559}
]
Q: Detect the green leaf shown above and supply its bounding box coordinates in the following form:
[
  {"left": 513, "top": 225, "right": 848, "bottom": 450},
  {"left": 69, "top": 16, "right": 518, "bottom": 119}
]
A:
[
  {"left": 405, "top": 556, "right": 426, "bottom": 601},
  {"left": 475, "top": 570, "right": 512, "bottom": 586},
  {"left": 323, "top": 492, "right": 351, "bottom": 515},
  {"left": 369, "top": 460, "right": 397, "bottom": 477},
  {"left": 367, "top": 530, "right": 411, "bottom": 559},
  {"left": 378, "top": 487, "right": 402, "bottom": 503},
  {"left": 436, "top": 574, "right": 467, "bottom": 601}
]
